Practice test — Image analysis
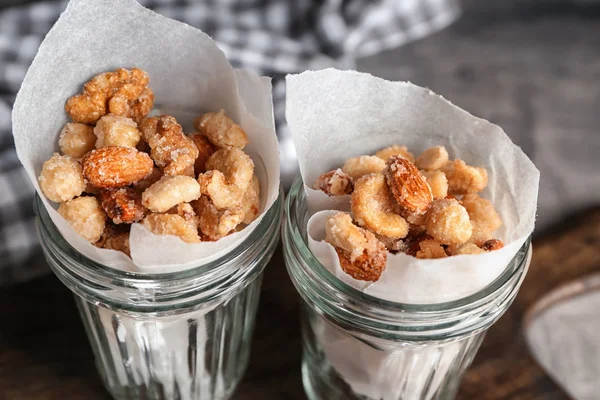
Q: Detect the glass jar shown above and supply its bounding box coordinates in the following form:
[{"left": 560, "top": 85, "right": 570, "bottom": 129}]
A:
[
  {"left": 35, "top": 192, "right": 282, "bottom": 400},
  {"left": 283, "top": 177, "right": 531, "bottom": 400}
]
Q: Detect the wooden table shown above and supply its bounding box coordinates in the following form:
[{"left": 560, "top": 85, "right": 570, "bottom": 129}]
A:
[{"left": 1, "top": 209, "right": 598, "bottom": 399}]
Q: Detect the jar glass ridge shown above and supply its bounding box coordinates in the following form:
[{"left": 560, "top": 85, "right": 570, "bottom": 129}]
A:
[
  {"left": 35, "top": 192, "right": 283, "bottom": 400},
  {"left": 283, "top": 177, "right": 531, "bottom": 400}
]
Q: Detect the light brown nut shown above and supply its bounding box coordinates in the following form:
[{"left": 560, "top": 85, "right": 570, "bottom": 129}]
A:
[
  {"left": 194, "top": 197, "right": 244, "bottom": 240},
  {"left": 342, "top": 155, "right": 386, "bottom": 180},
  {"left": 65, "top": 68, "right": 154, "bottom": 124},
  {"left": 198, "top": 148, "right": 254, "bottom": 210},
  {"left": 133, "top": 167, "right": 163, "bottom": 193},
  {"left": 58, "top": 123, "right": 96, "bottom": 158},
  {"left": 94, "top": 114, "right": 140, "bottom": 148},
  {"left": 313, "top": 168, "right": 353, "bottom": 196},
  {"left": 460, "top": 194, "right": 502, "bottom": 232},
  {"left": 422, "top": 170, "right": 448, "bottom": 200},
  {"left": 240, "top": 175, "right": 261, "bottom": 225},
  {"left": 482, "top": 239, "right": 504, "bottom": 251},
  {"left": 416, "top": 239, "right": 447, "bottom": 259},
  {"left": 441, "top": 159, "right": 488, "bottom": 194},
  {"left": 38, "top": 153, "right": 86, "bottom": 203},
  {"left": 351, "top": 173, "right": 409, "bottom": 239},
  {"left": 82, "top": 147, "right": 154, "bottom": 188},
  {"left": 139, "top": 116, "right": 199, "bottom": 177},
  {"left": 425, "top": 198, "right": 473, "bottom": 245},
  {"left": 142, "top": 213, "right": 200, "bottom": 243},
  {"left": 384, "top": 155, "right": 433, "bottom": 216},
  {"left": 99, "top": 187, "right": 146, "bottom": 224},
  {"left": 447, "top": 242, "right": 485, "bottom": 256},
  {"left": 96, "top": 224, "right": 131, "bottom": 256},
  {"left": 189, "top": 133, "right": 216, "bottom": 176},
  {"left": 58, "top": 196, "right": 106, "bottom": 243},
  {"left": 325, "top": 212, "right": 387, "bottom": 282},
  {"left": 415, "top": 146, "right": 449, "bottom": 171},
  {"left": 141, "top": 175, "right": 201, "bottom": 213},
  {"left": 194, "top": 110, "right": 248, "bottom": 149},
  {"left": 375, "top": 145, "right": 415, "bottom": 162}
]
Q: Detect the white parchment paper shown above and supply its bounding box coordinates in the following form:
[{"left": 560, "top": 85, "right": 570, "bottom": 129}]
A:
[
  {"left": 286, "top": 69, "right": 539, "bottom": 304},
  {"left": 12, "top": 0, "right": 280, "bottom": 273}
]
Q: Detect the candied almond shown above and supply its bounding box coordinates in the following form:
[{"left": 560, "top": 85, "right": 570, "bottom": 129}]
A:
[
  {"left": 313, "top": 168, "right": 353, "bottom": 196},
  {"left": 384, "top": 155, "right": 433, "bottom": 216},
  {"left": 82, "top": 146, "right": 154, "bottom": 188},
  {"left": 38, "top": 153, "right": 86, "bottom": 203},
  {"left": 335, "top": 247, "right": 387, "bottom": 282},
  {"left": 442, "top": 159, "right": 488, "bottom": 194},
  {"left": 58, "top": 196, "right": 106, "bottom": 243},
  {"left": 415, "top": 146, "right": 449, "bottom": 171},
  {"left": 425, "top": 198, "right": 472, "bottom": 245},
  {"left": 351, "top": 173, "right": 409, "bottom": 239},
  {"left": 99, "top": 187, "right": 146, "bottom": 224},
  {"left": 58, "top": 123, "right": 96, "bottom": 158},
  {"left": 375, "top": 145, "right": 415, "bottom": 162},
  {"left": 194, "top": 110, "right": 248, "bottom": 149},
  {"left": 342, "top": 155, "right": 385, "bottom": 180}
]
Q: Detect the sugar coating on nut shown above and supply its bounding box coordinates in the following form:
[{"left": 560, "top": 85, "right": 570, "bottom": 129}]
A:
[
  {"left": 38, "top": 153, "right": 86, "bottom": 203},
  {"left": 94, "top": 114, "right": 140, "bottom": 148},
  {"left": 384, "top": 155, "right": 433, "bottom": 216},
  {"left": 58, "top": 123, "right": 96, "bottom": 158},
  {"left": 351, "top": 173, "right": 409, "bottom": 239},
  {"left": 65, "top": 68, "right": 154, "bottom": 124},
  {"left": 442, "top": 159, "right": 488, "bottom": 194},
  {"left": 448, "top": 242, "right": 485, "bottom": 255},
  {"left": 416, "top": 239, "right": 447, "bottom": 259},
  {"left": 415, "top": 146, "right": 449, "bottom": 171},
  {"left": 82, "top": 146, "right": 154, "bottom": 188},
  {"left": 194, "top": 110, "right": 248, "bottom": 149},
  {"left": 140, "top": 116, "right": 199, "bottom": 177},
  {"left": 375, "top": 145, "right": 415, "bottom": 162},
  {"left": 96, "top": 224, "right": 131, "bottom": 256},
  {"left": 142, "top": 175, "right": 201, "bottom": 213},
  {"left": 460, "top": 193, "right": 502, "bottom": 246},
  {"left": 425, "top": 198, "right": 472, "bottom": 245},
  {"left": 240, "top": 175, "right": 261, "bottom": 225},
  {"left": 422, "top": 170, "right": 448, "bottom": 200},
  {"left": 99, "top": 187, "right": 146, "bottom": 224},
  {"left": 313, "top": 168, "right": 353, "bottom": 196},
  {"left": 482, "top": 238, "right": 504, "bottom": 251},
  {"left": 142, "top": 213, "right": 200, "bottom": 243},
  {"left": 325, "top": 212, "right": 387, "bottom": 282},
  {"left": 189, "top": 133, "right": 216, "bottom": 176},
  {"left": 194, "top": 197, "right": 244, "bottom": 240},
  {"left": 342, "top": 155, "right": 385, "bottom": 180},
  {"left": 198, "top": 148, "right": 254, "bottom": 210},
  {"left": 58, "top": 196, "right": 106, "bottom": 243}
]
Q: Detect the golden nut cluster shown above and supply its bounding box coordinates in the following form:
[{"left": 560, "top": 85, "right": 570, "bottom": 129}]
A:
[
  {"left": 317, "top": 145, "right": 504, "bottom": 281},
  {"left": 39, "top": 68, "right": 261, "bottom": 254}
]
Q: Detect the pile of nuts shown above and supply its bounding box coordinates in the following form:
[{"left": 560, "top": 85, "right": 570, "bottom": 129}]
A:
[
  {"left": 314, "top": 145, "right": 503, "bottom": 282},
  {"left": 38, "top": 68, "right": 260, "bottom": 256}
]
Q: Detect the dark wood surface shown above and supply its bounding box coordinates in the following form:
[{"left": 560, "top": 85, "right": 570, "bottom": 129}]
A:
[{"left": 1, "top": 209, "right": 599, "bottom": 399}]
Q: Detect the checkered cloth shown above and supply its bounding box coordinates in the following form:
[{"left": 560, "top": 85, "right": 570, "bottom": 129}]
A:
[{"left": 0, "top": 0, "right": 460, "bottom": 284}]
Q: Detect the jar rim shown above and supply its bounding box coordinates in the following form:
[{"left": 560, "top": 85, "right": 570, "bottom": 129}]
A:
[{"left": 284, "top": 175, "right": 530, "bottom": 314}]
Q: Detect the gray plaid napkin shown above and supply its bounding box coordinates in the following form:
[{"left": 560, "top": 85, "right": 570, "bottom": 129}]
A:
[{"left": 0, "top": 0, "right": 460, "bottom": 284}]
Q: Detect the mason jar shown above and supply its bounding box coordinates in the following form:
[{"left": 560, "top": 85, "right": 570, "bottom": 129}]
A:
[
  {"left": 35, "top": 192, "right": 282, "bottom": 400},
  {"left": 283, "top": 177, "right": 531, "bottom": 400}
]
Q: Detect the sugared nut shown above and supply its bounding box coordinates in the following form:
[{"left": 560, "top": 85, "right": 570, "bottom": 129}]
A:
[
  {"left": 142, "top": 213, "right": 200, "bottom": 243},
  {"left": 94, "top": 114, "right": 141, "bottom": 148},
  {"left": 415, "top": 146, "right": 449, "bottom": 171},
  {"left": 442, "top": 159, "right": 488, "bottom": 194},
  {"left": 58, "top": 123, "right": 96, "bottom": 158},
  {"left": 133, "top": 167, "right": 162, "bottom": 193},
  {"left": 460, "top": 194, "right": 502, "bottom": 246},
  {"left": 422, "top": 170, "right": 448, "bottom": 200},
  {"left": 194, "top": 197, "right": 244, "bottom": 240},
  {"left": 482, "top": 239, "right": 504, "bottom": 251},
  {"left": 425, "top": 198, "right": 473, "bottom": 245},
  {"left": 189, "top": 133, "right": 216, "bottom": 175},
  {"left": 342, "top": 155, "right": 385, "bottom": 180},
  {"left": 82, "top": 147, "right": 154, "bottom": 188},
  {"left": 99, "top": 187, "right": 146, "bottom": 224},
  {"left": 194, "top": 110, "right": 248, "bottom": 149},
  {"left": 447, "top": 242, "right": 485, "bottom": 256},
  {"left": 96, "top": 224, "right": 130, "bottom": 256},
  {"left": 383, "top": 155, "right": 433, "bottom": 216},
  {"left": 240, "top": 175, "right": 261, "bottom": 225},
  {"left": 141, "top": 175, "right": 201, "bottom": 213},
  {"left": 375, "top": 145, "right": 415, "bottom": 162},
  {"left": 416, "top": 239, "right": 447, "bottom": 259},
  {"left": 58, "top": 196, "right": 106, "bottom": 243},
  {"left": 313, "top": 168, "right": 353, "bottom": 196},
  {"left": 38, "top": 153, "right": 86, "bottom": 203},
  {"left": 325, "top": 212, "right": 387, "bottom": 282}
]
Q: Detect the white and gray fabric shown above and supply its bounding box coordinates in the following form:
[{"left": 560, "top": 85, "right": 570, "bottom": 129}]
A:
[{"left": 0, "top": 0, "right": 460, "bottom": 284}]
